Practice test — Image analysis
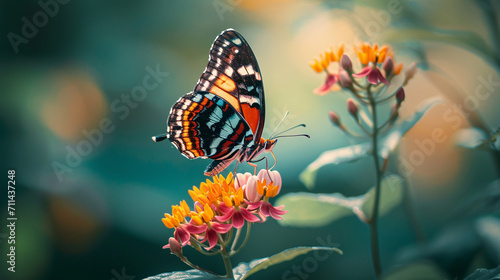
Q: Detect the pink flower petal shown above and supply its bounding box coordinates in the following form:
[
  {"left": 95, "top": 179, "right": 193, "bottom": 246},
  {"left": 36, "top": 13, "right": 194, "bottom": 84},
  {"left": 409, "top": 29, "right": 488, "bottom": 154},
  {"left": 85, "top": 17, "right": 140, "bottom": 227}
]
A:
[
  {"left": 257, "top": 212, "right": 267, "bottom": 223},
  {"left": 215, "top": 208, "right": 234, "bottom": 222},
  {"left": 206, "top": 228, "right": 219, "bottom": 251},
  {"left": 260, "top": 203, "right": 271, "bottom": 217},
  {"left": 162, "top": 244, "right": 170, "bottom": 249},
  {"left": 185, "top": 223, "right": 207, "bottom": 235},
  {"left": 268, "top": 205, "right": 288, "bottom": 220},
  {"left": 246, "top": 200, "right": 263, "bottom": 211},
  {"left": 257, "top": 170, "right": 282, "bottom": 194},
  {"left": 313, "top": 74, "right": 338, "bottom": 95},
  {"left": 211, "top": 222, "right": 233, "bottom": 233},
  {"left": 377, "top": 69, "right": 389, "bottom": 85},
  {"left": 367, "top": 69, "right": 379, "bottom": 85},
  {"left": 235, "top": 172, "right": 252, "bottom": 190},
  {"left": 352, "top": 66, "right": 371, "bottom": 78},
  {"left": 232, "top": 211, "right": 245, "bottom": 228},
  {"left": 244, "top": 176, "right": 261, "bottom": 203},
  {"left": 240, "top": 207, "right": 261, "bottom": 223},
  {"left": 175, "top": 227, "right": 191, "bottom": 246},
  {"left": 218, "top": 203, "right": 232, "bottom": 215}
]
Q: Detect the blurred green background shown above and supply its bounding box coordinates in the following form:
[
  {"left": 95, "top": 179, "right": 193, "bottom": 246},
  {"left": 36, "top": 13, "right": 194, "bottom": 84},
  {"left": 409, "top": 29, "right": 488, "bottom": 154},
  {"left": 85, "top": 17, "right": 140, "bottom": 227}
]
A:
[{"left": 1, "top": 0, "right": 500, "bottom": 279}]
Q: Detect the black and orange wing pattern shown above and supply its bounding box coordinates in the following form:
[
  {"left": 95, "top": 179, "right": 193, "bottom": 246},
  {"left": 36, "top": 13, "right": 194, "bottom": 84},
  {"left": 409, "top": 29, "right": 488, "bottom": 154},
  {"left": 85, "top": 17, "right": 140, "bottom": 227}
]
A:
[
  {"left": 165, "top": 29, "right": 265, "bottom": 175},
  {"left": 194, "top": 29, "right": 265, "bottom": 141}
]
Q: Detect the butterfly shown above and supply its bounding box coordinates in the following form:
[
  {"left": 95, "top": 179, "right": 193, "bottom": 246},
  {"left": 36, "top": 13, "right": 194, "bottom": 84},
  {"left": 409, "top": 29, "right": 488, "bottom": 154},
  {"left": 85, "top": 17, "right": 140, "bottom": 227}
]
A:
[{"left": 153, "top": 29, "right": 278, "bottom": 176}]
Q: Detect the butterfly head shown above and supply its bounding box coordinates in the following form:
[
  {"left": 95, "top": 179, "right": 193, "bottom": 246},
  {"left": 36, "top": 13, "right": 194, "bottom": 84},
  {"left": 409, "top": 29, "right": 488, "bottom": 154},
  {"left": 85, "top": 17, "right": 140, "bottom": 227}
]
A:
[{"left": 263, "top": 139, "right": 277, "bottom": 152}]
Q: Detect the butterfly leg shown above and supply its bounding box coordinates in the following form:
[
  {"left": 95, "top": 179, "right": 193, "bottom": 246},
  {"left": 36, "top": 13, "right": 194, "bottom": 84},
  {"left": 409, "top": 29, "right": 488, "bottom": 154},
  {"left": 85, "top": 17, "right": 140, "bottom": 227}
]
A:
[
  {"left": 248, "top": 162, "right": 258, "bottom": 175},
  {"left": 270, "top": 150, "right": 277, "bottom": 171}
]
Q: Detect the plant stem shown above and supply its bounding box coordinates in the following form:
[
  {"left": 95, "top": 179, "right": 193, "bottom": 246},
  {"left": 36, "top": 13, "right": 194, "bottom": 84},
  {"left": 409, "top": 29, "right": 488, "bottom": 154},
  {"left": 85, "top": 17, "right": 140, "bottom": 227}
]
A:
[
  {"left": 367, "top": 85, "right": 383, "bottom": 279},
  {"left": 221, "top": 245, "right": 234, "bottom": 279},
  {"left": 231, "top": 222, "right": 252, "bottom": 256},
  {"left": 230, "top": 228, "right": 242, "bottom": 252}
]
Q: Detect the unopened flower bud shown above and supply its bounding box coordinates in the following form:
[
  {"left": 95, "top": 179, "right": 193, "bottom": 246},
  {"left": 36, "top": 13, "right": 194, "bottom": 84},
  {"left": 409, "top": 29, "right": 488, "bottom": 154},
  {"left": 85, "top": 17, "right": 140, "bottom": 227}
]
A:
[
  {"left": 167, "top": 237, "right": 183, "bottom": 257},
  {"left": 383, "top": 57, "right": 394, "bottom": 75},
  {"left": 329, "top": 111, "right": 341, "bottom": 126},
  {"left": 396, "top": 87, "right": 405, "bottom": 104},
  {"left": 257, "top": 169, "right": 282, "bottom": 195},
  {"left": 235, "top": 172, "right": 252, "bottom": 190},
  {"left": 347, "top": 98, "right": 359, "bottom": 118},
  {"left": 403, "top": 62, "right": 417, "bottom": 86},
  {"left": 339, "top": 70, "right": 352, "bottom": 88},
  {"left": 244, "top": 175, "right": 262, "bottom": 203},
  {"left": 340, "top": 54, "right": 352, "bottom": 71},
  {"left": 390, "top": 103, "right": 400, "bottom": 119}
]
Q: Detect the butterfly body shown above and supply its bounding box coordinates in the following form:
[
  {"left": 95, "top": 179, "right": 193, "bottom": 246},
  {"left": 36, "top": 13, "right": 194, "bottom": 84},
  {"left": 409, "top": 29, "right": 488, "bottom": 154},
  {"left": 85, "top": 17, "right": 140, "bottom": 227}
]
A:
[{"left": 156, "top": 29, "right": 276, "bottom": 176}]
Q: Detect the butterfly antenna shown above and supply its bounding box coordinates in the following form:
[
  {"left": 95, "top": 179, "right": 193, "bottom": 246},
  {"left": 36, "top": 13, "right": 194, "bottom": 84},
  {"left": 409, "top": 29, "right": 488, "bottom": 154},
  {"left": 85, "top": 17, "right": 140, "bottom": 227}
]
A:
[
  {"left": 272, "top": 124, "right": 307, "bottom": 138},
  {"left": 152, "top": 133, "right": 168, "bottom": 142},
  {"left": 269, "top": 111, "right": 289, "bottom": 139},
  {"left": 273, "top": 134, "right": 310, "bottom": 139}
]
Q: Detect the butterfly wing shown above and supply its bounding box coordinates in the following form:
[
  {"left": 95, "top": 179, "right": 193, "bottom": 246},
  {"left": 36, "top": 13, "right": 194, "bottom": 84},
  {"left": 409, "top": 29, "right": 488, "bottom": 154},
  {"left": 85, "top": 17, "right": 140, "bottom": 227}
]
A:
[
  {"left": 167, "top": 91, "right": 254, "bottom": 163},
  {"left": 194, "top": 29, "right": 265, "bottom": 142}
]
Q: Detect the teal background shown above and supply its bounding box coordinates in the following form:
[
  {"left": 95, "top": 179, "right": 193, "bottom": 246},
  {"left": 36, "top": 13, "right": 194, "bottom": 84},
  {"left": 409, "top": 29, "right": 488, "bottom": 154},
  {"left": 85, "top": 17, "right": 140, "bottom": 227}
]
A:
[{"left": 1, "top": 0, "right": 500, "bottom": 279}]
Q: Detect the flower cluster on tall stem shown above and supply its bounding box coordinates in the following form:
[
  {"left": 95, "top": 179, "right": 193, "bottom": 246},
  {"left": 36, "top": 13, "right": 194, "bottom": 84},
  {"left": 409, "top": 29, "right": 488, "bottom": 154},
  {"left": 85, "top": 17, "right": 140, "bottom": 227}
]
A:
[
  {"left": 310, "top": 42, "right": 417, "bottom": 279},
  {"left": 162, "top": 170, "right": 286, "bottom": 279}
]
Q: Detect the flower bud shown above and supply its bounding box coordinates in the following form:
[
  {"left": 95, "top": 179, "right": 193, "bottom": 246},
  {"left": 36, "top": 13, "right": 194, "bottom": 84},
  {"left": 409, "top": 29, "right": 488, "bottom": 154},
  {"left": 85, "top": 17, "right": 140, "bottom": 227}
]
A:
[
  {"left": 347, "top": 98, "right": 359, "bottom": 118},
  {"left": 193, "top": 201, "right": 203, "bottom": 211},
  {"left": 390, "top": 103, "right": 400, "bottom": 119},
  {"left": 383, "top": 57, "right": 394, "bottom": 75},
  {"left": 340, "top": 54, "right": 352, "bottom": 71},
  {"left": 166, "top": 237, "right": 183, "bottom": 257},
  {"left": 403, "top": 62, "right": 417, "bottom": 85},
  {"left": 329, "top": 111, "right": 341, "bottom": 126},
  {"left": 396, "top": 87, "right": 405, "bottom": 104},
  {"left": 235, "top": 172, "right": 252, "bottom": 190},
  {"left": 339, "top": 70, "right": 352, "bottom": 88},
  {"left": 244, "top": 175, "right": 262, "bottom": 203},
  {"left": 257, "top": 169, "right": 282, "bottom": 195}
]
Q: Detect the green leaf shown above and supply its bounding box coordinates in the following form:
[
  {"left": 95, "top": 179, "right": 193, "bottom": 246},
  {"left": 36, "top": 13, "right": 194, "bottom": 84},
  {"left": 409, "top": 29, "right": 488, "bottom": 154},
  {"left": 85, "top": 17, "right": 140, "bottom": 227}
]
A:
[
  {"left": 464, "top": 265, "right": 500, "bottom": 280},
  {"left": 300, "top": 97, "right": 441, "bottom": 189},
  {"left": 299, "top": 143, "right": 371, "bottom": 189},
  {"left": 278, "top": 175, "right": 403, "bottom": 227},
  {"left": 144, "top": 259, "right": 266, "bottom": 280},
  {"left": 276, "top": 192, "right": 366, "bottom": 227},
  {"left": 240, "top": 246, "right": 342, "bottom": 280},
  {"left": 379, "top": 97, "right": 443, "bottom": 158},
  {"left": 361, "top": 175, "right": 404, "bottom": 220},
  {"left": 145, "top": 247, "right": 342, "bottom": 280},
  {"left": 144, "top": 269, "right": 217, "bottom": 279}
]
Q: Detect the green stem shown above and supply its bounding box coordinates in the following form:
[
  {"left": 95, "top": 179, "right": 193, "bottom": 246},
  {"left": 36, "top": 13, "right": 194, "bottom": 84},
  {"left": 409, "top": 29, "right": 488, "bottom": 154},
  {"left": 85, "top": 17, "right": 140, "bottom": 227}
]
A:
[
  {"left": 231, "top": 222, "right": 252, "bottom": 256},
  {"left": 190, "top": 237, "right": 221, "bottom": 256},
  {"left": 230, "top": 228, "right": 242, "bottom": 252},
  {"left": 218, "top": 233, "right": 234, "bottom": 279},
  {"left": 367, "top": 85, "right": 383, "bottom": 279},
  {"left": 221, "top": 245, "right": 234, "bottom": 279}
]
